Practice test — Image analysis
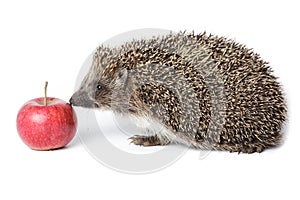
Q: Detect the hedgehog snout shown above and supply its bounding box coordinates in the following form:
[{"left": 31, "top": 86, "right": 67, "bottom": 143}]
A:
[
  {"left": 69, "top": 90, "right": 95, "bottom": 108},
  {"left": 69, "top": 97, "right": 74, "bottom": 105}
]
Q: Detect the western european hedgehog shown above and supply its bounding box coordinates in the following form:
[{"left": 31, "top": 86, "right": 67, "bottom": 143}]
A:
[{"left": 70, "top": 32, "right": 287, "bottom": 153}]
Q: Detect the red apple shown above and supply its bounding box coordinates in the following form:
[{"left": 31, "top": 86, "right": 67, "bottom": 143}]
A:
[{"left": 16, "top": 82, "right": 77, "bottom": 150}]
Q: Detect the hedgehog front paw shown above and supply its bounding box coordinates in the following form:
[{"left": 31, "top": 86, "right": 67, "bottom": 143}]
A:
[{"left": 129, "top": 135, "right": 170, "bottom": 146}]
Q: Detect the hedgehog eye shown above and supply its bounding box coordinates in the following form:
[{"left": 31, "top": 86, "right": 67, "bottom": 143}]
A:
[{"left": 96, "top": 84, "right": 103, "bottom": 90}]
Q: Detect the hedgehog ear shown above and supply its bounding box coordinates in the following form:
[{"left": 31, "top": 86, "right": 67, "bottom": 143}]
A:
[{"left": 115, "top": 68, "right": 128, "bottom": 87}]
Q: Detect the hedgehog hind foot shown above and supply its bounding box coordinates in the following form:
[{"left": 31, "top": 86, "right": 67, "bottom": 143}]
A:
[{"left": 129, "top": 135, "right": 170, "bottom": 146}]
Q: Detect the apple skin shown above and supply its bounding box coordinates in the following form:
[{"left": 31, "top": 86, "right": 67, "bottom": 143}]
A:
[{"left": 16, "top": 97, "right": 77, "bottom": 150}]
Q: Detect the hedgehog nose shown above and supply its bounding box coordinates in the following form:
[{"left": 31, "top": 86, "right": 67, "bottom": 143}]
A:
[{"left": 69, "top": 97, "right": 73, "bottom": 105}]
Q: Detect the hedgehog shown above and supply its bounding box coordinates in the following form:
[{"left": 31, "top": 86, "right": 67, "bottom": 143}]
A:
[{"left": 70, "top": 32, "right": 287, "bottom": 153}]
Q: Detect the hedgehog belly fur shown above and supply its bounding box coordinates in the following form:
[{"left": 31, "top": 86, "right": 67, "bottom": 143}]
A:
[{"left": 128, "top": 113, "right": 192, "bottom": 147}]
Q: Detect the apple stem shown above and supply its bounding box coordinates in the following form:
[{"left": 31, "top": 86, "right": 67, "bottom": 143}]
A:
[{"left": 44, "top": 81, "right": 48, "bottom": 106}]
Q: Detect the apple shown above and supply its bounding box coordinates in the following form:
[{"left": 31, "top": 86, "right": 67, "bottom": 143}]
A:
[{"left": 16, "top": 82, "right": 77, "bottom": 150}]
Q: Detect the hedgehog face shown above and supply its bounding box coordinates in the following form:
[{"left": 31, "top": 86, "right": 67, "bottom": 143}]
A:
[
  {"left": 69, "top": 75, "right": 105, "bottom": 108},
  {"left": 70, "top": 63, "right": 130, "bottom": 111}
]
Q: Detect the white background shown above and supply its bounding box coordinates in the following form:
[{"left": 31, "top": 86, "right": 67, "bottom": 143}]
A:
[{"left": 1, "top": 0, "right": 299, "bottom": 199}]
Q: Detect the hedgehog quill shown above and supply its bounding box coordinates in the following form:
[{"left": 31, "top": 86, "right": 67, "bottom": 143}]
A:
[{"left": 70, "top": 32, "right": 287, "bottom": 153}]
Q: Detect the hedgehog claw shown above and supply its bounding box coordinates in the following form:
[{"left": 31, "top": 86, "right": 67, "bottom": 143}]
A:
[{"left": 129, "top": 135, "right": 169, "bottom": 146}]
